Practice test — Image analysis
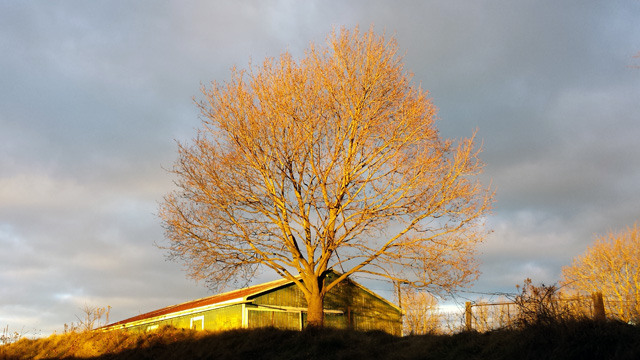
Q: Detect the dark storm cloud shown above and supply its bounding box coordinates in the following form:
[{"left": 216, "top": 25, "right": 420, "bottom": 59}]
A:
[{"left": 1, "top": 1, "right": 639, "bottom": 333}]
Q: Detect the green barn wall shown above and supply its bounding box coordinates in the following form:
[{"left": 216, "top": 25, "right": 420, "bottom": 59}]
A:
[
  {"left": 121, "top": 304, "right": 243, "bottom": 333},
  {"left": 247, "top": 309, "right": 301, "bottom": 330},
  {"left": 110, "top": 273, "right": 401, "bottom": 336},
  {"left": 247, "top": 273, "right": 402, "bottom": 335},
  {"left": 202, "top": 304, "right": 243, "bottom": 330},
  {"left": 250, "top": 283, "right": 307, "bottom": 308}
]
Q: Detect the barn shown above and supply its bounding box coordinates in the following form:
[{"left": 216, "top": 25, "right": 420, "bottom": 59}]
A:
[{"left": 101, "top": 271, "right": 402, "bottom": 336}]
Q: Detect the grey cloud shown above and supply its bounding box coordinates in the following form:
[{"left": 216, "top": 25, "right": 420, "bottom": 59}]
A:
[{"left": 1, "top": 0, "right": 639, "bottom": 333}]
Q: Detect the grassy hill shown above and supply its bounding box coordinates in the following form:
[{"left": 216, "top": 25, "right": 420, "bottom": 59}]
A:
[{"left": 1, "top": 320, "right": 639, "bottom": 360}]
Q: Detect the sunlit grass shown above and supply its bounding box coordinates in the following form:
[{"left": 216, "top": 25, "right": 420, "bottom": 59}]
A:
[{"left": 1, "top": 321, "right": 639, "bottom": 360}]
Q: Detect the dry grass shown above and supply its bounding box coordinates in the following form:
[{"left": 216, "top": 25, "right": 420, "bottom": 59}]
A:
[
  {"left": 1, "top": 321, "right": 639, "bottom": 360},
  {"left": 0, "top": 326, "right": 200, "bottom": 360}
]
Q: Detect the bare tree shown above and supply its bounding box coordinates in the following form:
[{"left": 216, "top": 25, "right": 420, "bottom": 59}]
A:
[
  {"left": 73, "top": 304, "right": 111, "bottom": 332},
  {"left": 159, "top": 26, "right": 493, "bottom": 327},
  {"left": 397, "top": 287, "right": 441, "bottom": 335},
  {"left": 562, "top": 223, "right": 640, "bottom": 323}
]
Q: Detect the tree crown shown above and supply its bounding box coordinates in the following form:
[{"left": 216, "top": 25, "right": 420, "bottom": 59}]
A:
[{"left": 160, "top": 26, "right": 493, "bottom": 299}]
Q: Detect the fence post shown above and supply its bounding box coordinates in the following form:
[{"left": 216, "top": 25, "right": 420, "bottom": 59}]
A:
[
  {"left": 592, "top": 292, "right": 605, "bottom": 321},
  {"left": 465, "top": 302, "right": 472, "bottom": 331}
]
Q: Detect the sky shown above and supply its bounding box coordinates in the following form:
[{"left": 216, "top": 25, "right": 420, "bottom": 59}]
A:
[{"left": 1, "top": 1, "right": 639, "bottom": 336}]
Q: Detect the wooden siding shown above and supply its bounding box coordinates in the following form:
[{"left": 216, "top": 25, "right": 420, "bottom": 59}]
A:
[
  {"left": 324, "top": 276, "right": 402, "bottom": 335},
  {"left": 247, "top": 308, "right": 302, "bottom": 330},
  {"left": 248, "top": 273, "right": 402, "bottom": 335},
  {"left": 320, "top": 312, "right": 349, "bottom": 330},
  {"left": 250, "top": 283, "right": 307, "bottom": 308},
  {"left": 202, "top": 305, "right": 243, "bottom": 331}
]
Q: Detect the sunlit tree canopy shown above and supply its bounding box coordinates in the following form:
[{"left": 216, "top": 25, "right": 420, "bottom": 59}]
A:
[
  {"left": 159, "top": 26, "right": 494, "bottom": 326},
  {"left": 562, "top": 223, "right": 640, "bottom": 323}
]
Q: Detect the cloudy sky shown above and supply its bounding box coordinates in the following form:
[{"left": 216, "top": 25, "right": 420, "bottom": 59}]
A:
[{"left": 2, "top": 1, "right": 639, "bottom": 336}]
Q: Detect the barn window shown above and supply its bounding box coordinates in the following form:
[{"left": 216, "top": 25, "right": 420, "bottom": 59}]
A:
[{"left": 190, "top": 315, "right": 204, "bottom": 330}]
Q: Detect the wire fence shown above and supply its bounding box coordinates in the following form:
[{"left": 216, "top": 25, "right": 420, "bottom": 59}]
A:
[
  {"left": 401, "top": 292, "right": 639, "bottom": 335},
  {"left": 463, "top": 292, "right": 638, "bottom": 332}
]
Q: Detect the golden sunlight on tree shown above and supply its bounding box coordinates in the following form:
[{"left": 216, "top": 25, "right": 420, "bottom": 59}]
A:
[
  {"left": 397, "top": 287, "right": 441, "bottom": 335},
  {"left": 561, "top": 223, "right": 640, "bottom": 323},
  {"left": 159, "top": 26, "right": 493, "bottom": 327}
]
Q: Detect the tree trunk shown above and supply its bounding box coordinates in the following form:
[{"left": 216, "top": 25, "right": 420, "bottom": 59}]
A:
[{"left": 306, "top": 292, "right": 324, "bottom": 328}]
